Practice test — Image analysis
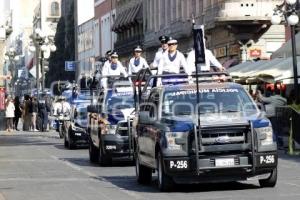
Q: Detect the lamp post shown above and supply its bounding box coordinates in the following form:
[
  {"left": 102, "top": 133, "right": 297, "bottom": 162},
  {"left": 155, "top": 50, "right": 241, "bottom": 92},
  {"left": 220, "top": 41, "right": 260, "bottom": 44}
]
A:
[
  {"left": 4, "top": 47, "right": 20, "bottom": 95},
  {"left": 29, "top": 28, "right": 56, "bottom": 99},
  {"left": 271, "top": 0, "right": 300, "bottom": 103}
]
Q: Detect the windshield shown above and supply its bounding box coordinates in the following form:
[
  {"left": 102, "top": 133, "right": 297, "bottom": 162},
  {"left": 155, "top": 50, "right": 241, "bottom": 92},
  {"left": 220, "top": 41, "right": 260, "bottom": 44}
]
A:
[
  {"left": 77, "top": 108, "right": 87, "bottom": 120},
  {"left": 162, "top": 88, "right": 257, "bottom": 116},
  {"left": 105, "top": 93, "right": 134, "bottom": 111}
]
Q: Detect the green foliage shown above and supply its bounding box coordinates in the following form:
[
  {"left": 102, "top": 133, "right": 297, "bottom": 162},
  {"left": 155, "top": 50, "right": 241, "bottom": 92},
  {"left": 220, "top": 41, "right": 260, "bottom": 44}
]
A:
[{"left": 46, "top": 0, "right": 75, "bottom": 87}]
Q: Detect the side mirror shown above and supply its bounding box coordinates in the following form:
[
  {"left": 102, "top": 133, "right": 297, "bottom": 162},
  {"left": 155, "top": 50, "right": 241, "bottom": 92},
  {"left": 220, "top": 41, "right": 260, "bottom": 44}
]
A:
[
  {"left": 256, "top": 102, "right": 265, "bottom": 111},
  {"left": 139, "top": 111, "right": 155, "bottom": 125}
]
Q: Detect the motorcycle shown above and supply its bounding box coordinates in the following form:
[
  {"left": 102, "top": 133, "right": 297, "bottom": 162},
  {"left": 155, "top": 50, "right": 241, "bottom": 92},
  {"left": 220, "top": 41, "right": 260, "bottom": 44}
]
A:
[{"left": 55, "top": 112, "right": 71, "bottom": 138}]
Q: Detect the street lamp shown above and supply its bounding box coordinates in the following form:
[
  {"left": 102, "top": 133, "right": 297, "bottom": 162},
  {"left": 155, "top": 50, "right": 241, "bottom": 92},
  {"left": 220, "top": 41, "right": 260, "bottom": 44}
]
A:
[
  {"left": 29, "top": 28, "right": 56, "bottom": 99},
  {"left": 271, "top": 0, "right": 300, "bottom": 103},
  {"left": 4, "top": 47, "right": 20, "bottom": 95}
]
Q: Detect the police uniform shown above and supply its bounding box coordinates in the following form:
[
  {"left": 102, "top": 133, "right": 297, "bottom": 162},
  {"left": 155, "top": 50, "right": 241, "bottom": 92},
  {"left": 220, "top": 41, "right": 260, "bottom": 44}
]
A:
[
  {"left": 157, "top": 39, "right": 191, "bottom": 75},
  {"left": 101, "top": 52, "right": 128, "bottom": 88},
  {"left": 152, "top": 36, "right": 169, "bottom": 68},
  {"left": 186, "top": 49, "right": 223, "bottom": 72},
  {"left": 128, "top": 46, "right": 149, "bottom": 75}
]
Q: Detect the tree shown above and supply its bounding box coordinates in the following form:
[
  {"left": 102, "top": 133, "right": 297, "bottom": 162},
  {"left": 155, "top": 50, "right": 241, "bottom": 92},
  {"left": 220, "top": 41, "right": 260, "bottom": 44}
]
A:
[{"left": 46, "top": 0, "right": 75, "bottom": 87}]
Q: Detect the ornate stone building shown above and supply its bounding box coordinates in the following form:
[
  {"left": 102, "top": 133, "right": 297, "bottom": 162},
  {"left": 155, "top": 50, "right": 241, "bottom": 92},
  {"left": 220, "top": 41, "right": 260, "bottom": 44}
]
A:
[
  {"left": 143, "top": 0, "right": 286, "bottom": 66},
  {"left": 112, "top": 0, "right": 143, "bottom": 62}
]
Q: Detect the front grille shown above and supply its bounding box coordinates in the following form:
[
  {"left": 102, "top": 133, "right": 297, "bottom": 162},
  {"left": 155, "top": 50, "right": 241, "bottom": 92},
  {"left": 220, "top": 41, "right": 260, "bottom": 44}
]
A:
[
  {"left": 200, "top": 126, "right": 249, "bottom": 146},
  {"left": 116, "top": 121, "right": 133, "bottom": 136}
]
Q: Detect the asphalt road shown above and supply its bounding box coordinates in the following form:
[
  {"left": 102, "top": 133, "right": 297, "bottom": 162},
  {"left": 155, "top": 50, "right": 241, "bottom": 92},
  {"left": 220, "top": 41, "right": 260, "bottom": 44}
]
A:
[{"left": 0, "top": 130, "right": 300, "bottom": 200}]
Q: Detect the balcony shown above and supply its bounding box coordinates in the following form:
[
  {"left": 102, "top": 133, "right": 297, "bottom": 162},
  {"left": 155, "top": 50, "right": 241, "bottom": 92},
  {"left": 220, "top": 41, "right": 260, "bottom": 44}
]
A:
[{"left": 204, "top": 0, "right": 281, "bottom": 43}]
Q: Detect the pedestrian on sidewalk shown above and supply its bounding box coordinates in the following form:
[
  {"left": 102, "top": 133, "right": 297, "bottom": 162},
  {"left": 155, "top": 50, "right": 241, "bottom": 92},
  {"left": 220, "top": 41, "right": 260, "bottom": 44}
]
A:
[
  {"left": 22, "top": 95, "right": 31, "bottom": 131},
  {"left": 5, "top": 96, "right": 15, "bottom": 132},
  {"left": 13, "top": 96, "right": 22, "bottom": 131},
  {"left": 29, "top": 97, "right": 39, "bottom": 131}
]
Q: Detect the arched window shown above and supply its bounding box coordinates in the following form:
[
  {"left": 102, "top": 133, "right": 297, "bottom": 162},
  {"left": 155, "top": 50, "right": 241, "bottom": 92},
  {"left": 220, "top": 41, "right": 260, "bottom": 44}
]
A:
[{"left": 51, "top": 1, "right": 59, "bottom": 16}]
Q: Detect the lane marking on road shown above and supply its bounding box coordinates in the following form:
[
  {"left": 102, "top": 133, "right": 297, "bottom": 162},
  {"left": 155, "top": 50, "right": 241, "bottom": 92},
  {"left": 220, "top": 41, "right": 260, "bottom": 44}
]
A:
[
  {"left": 50, "top": 155, "right": 145, "bottom": 200},
  {"left": 50, "top": 155, "right": 97, "bottom": 178},
  {"left": 284, "top": 182, "right": 300, "bottom": 188},
  {"left": 0, "top": 159, "right": 57, "bottom": 163},
  {"left": 0, "top": 178, "right": 99, "bottom": 182}
]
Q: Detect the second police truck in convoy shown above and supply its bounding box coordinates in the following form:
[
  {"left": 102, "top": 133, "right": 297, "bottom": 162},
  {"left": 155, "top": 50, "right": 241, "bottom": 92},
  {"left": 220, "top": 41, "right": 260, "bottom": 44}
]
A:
[
  {"left": 133, "top": 72, "right": 278, "bottom": 191},
  {"left": 88, "top": 78, "right": 135, "bottom": 165}
]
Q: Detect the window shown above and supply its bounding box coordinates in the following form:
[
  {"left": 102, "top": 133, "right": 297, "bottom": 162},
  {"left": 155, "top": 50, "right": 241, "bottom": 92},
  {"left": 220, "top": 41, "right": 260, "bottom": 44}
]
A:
[{"left": 51, "top": 1, "right": 60, "bottom": 16}]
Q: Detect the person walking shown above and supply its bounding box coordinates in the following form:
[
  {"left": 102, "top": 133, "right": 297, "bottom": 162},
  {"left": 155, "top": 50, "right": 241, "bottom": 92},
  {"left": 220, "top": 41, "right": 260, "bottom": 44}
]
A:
[
  {"left": 22, "top": 95, "right": 31, "bottom": 131},
  {"left": 13, "top": 96, "right": 22, "bottom": 131},
  {"left": 29, "top": 97, "right": 39, "bottom": 131},
  {"left": 38, "top": 98, "right": 50, "bottom": 132},
  {"left": 5, "top": 96, "right": 15, "bottom": 132}
]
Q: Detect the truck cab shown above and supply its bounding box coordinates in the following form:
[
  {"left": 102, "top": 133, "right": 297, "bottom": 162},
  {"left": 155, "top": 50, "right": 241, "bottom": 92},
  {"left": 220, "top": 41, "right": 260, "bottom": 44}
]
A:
[
  {"left": 88, "top": 80, "right": 135, "bottom": 165},
  {"left": 134, "top": 73, "right": 278, "bottom": 191}
]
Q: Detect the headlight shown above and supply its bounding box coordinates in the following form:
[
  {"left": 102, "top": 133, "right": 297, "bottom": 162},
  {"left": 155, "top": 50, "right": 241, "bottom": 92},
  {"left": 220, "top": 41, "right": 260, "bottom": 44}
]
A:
[
  {"left": 72, "top": 124, "right": 85, "bottom": 132},
  {"left": 165, "top": 132, "right": 186, "bottom": 150},
  {"left": 105, "top": 125, "right": 117, "bottom": 134},
  {"left": 255, "top": 126, "right": 273, "bottom": 146}
]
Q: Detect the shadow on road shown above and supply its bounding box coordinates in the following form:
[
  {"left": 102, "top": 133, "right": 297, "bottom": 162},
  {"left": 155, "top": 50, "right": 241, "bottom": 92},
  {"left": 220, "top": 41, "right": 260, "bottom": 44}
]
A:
[
  {"left": 99, "top": 175, "right": 260, "bottom": 193},
  {"left": 278, "top": 150, "right": 300, "bottom": 164},
  {"left": 0, "top": 135, "right": 58, "bottom": 147}
]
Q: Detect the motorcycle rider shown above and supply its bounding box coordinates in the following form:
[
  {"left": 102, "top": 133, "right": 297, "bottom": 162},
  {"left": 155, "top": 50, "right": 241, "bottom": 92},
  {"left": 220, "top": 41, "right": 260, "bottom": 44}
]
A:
[
  {"left": 101, "top": 51, "right": 128, "bottom": 88},
  {"left": 53, "top": 96, "right": 71, "bottom": 135},
  {"left": 128, "top": 46, "right": 149, "bottom": 76}
]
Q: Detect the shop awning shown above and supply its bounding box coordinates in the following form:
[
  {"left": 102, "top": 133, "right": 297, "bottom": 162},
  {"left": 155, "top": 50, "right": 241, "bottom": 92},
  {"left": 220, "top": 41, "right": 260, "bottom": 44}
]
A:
[
  {"left": 222, "top": 58, "right": 239, "bottom": 69},
  {"left": 112, "top": 3, "right": 142, "bottom": 32},
  {"left": 272, "top": 33, "right": 300, "bottom": 59},
  {"left": 228, "top": 60, "right": 268, "bottom": 77}
]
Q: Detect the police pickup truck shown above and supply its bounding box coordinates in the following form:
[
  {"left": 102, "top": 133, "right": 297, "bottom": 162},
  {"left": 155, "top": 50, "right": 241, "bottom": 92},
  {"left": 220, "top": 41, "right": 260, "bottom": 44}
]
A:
[
  {"left": 87, "top": 80, "right": 135, "bottom": 165},
  {"left": 134, "top": 73, "right": 277, "bottom": 191}
]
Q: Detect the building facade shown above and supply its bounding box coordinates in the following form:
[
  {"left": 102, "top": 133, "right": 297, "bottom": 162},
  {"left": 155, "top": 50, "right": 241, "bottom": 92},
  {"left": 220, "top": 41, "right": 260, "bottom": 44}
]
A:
[
  {"left": 112, "top": 0, "right": 143, "bottom": 62},
  {"left": 94, "top": 0, "right": 116, "bottom": 59},
  {"left": 143, "top": 0, "right": 286, "bottom": 66},
  {"left": 75, "top": 0, "right": 95, "bottom": 80},
  {"left": 1, "top": 0, "right": 39, "bottom": 94}
]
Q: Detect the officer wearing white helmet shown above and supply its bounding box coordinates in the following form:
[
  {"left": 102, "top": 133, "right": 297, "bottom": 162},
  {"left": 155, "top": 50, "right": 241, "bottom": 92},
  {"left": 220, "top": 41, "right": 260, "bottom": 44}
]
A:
[
  {"left": 53, "top": 96, "right": 71, "bottom": 116},
  {"left": 152, "top": 35, "right": 169, "bottom": 69},
  {"left": 128, "top": 46, "right": 149, "bottom": 75},
  {"left": 186, "top": 37, "right": 225, "bottom": 72},
  {"left": 157, "top": 37, "right": 191, "bottom": 75},
  {"left": 101, "top": 51, "right": 128, "bottom": 88}
]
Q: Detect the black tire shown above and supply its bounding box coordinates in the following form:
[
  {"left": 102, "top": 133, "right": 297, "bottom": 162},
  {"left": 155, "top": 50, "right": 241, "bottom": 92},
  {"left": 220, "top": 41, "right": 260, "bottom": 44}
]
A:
[
  {"left": 89, "top": 139, "right": 99, "bottom": 163},
  {"left": 99, "top": 142, "right": 110, "bottom": 166},
  {"left": 157, "top": 152, "right": 174, "bottom": 192},
  {"left": 135, "top": 153, "right": 152, "bottom": 184},
  {"left": 58, "top": 125, "right": 64, "bottom": 138},
  {"left": 64, "top": 135, "right": 68, "bottom": 148},
  {"left": 259, "top": 167, "right": 277, "bottom": 188},
  {"left": 68, "top": 130, "right": 76, "bottom": 150}
]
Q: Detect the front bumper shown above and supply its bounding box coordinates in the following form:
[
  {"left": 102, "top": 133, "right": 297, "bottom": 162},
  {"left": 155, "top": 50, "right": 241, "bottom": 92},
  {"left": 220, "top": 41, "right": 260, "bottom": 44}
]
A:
[
  {"left": 101, "top": 134, "right": 133, "bottom": 160},
  {"left": 162, "top": 152, "right": 277, "bottom": 184},
  {"left": 69, "top": 129, "right": 89, "bottom": 145}
]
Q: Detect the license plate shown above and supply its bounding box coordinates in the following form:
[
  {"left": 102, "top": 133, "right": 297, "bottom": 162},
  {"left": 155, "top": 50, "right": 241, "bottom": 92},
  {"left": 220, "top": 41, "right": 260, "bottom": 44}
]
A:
[
  {"left": 169, "top": 160, "right": 188, "bottom": 170},
  {"left": 215, "top": 158, "right": 235, "bottom": 167},
  {"left": 75, "top": 133, "right": 81, "bottom": 136},
  {"left": 106, "top": 145, "right": 117, "bottom": 150},
  {"left": 259, "top": 155, "right": 276, "bottom": 165}
]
